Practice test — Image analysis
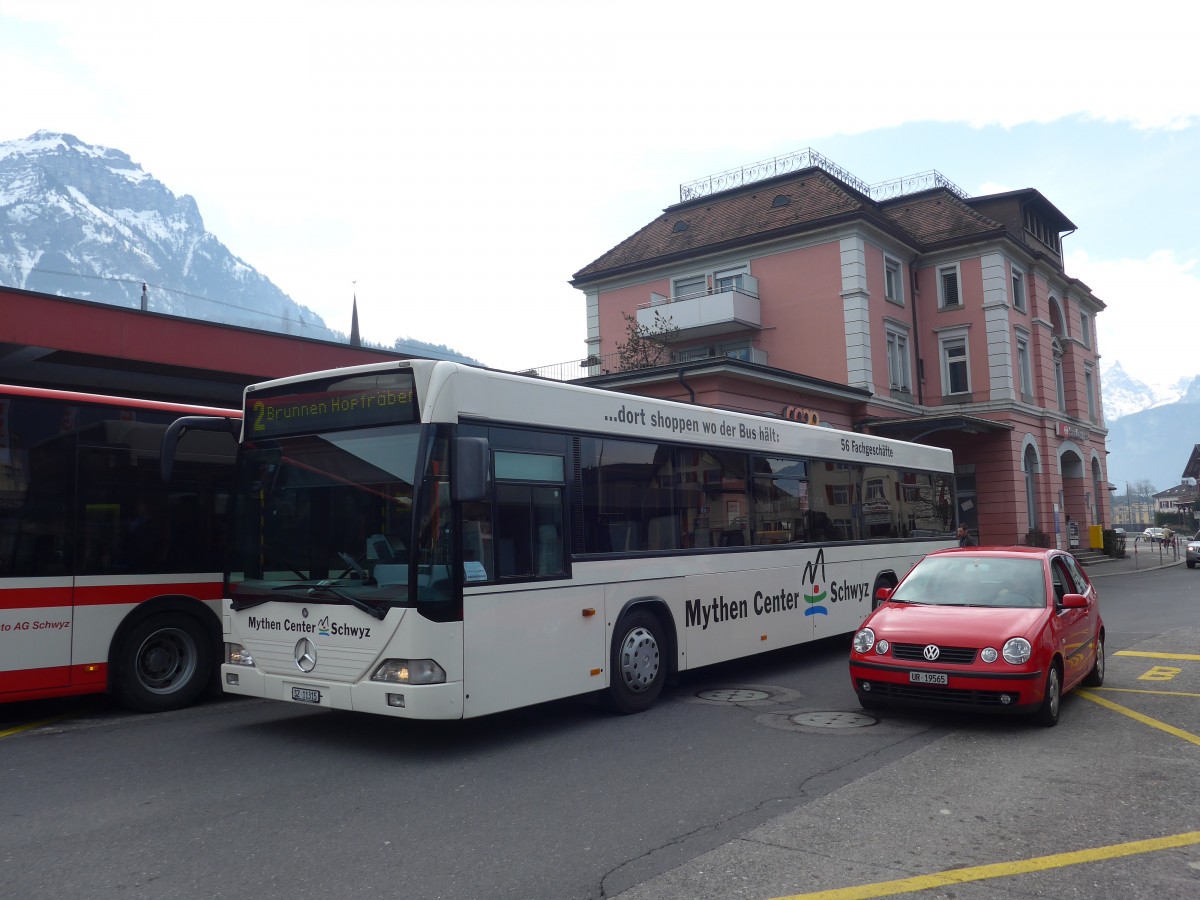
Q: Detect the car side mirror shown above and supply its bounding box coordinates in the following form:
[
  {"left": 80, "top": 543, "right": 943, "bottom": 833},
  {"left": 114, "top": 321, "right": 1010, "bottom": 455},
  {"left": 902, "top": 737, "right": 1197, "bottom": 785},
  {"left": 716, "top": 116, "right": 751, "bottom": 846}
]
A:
[
  {"left": 874, "top": 586, "right": 893, "bottom": 603},
  {"left": 1061, "top": 592, "right": 1088, "bottom": 609}
]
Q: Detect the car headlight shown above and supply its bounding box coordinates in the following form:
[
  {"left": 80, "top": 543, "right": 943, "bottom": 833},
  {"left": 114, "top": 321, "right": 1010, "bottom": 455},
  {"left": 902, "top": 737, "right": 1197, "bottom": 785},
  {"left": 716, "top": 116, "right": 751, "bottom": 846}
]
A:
[
  {"left": 981, "top": 647, "right": 999, "bottom": 663},
  {"left": 852, "top": 628, "right": 876, "bottom": 654},
  {"left": 226, "top": 643, "right": 255, "bottom": 666},
  {"left": 370, "top": 658, "right": 447, "bottom": 685},
  {"left": 1002, "top": 637, "right": 1032, "bottom": 665}
]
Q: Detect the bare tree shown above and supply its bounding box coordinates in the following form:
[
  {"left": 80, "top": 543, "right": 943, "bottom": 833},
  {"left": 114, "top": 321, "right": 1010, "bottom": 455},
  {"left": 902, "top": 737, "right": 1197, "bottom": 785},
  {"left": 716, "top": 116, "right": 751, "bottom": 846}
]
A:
[{"left": 615, "top": 309, "right": 679, "bottom": 371}]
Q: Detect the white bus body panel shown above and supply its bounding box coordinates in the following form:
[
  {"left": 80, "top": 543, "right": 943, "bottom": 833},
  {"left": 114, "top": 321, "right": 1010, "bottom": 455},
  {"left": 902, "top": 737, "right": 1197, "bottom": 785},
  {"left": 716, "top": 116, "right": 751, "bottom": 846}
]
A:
[
  {"left": 463, "top": 582, "right": 606, "bottom": 718},
  {"left": 0, "top": 578, "right": 73, "bottom": 682},
  {"left": 223, "top": 601, "right": 466, "bottom": 719}
]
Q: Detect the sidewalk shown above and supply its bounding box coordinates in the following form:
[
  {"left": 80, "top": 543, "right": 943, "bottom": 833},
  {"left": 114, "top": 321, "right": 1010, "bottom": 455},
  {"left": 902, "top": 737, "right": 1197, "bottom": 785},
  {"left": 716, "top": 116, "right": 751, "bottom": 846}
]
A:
[{"left": 1076, "top": 542, "right": 1185, "bottom": 578}]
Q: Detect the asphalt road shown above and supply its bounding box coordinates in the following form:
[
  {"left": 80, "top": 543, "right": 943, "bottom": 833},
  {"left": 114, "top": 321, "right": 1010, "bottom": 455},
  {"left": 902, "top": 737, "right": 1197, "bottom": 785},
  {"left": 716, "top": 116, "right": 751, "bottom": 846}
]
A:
[{"left": 2, "top": 566, "right": 1198, "bottom": 900}]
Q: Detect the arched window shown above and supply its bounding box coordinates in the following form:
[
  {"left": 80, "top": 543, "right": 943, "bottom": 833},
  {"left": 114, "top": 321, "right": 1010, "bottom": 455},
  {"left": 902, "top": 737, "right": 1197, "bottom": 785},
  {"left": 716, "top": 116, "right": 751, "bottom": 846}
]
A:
[{"left": 1024, "top": 444, "right": 1040, "bottom": 530}]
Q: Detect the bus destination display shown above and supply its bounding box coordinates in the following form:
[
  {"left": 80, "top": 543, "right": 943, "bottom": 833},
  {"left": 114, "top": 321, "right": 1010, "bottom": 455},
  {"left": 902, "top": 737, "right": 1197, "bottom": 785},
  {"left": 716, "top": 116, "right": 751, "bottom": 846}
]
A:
[{"left": 249, "top": 374, "right": 417, "bottom": 438}]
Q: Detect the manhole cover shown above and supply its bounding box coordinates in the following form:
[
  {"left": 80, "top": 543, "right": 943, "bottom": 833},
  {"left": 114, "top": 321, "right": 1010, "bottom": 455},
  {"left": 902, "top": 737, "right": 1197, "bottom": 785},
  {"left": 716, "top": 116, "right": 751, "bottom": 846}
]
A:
[
  {"left": 789, "top": 711, "right": 876, "bottom": 729},
  {"left": 697, "top": 689, "right": 772, "bottom": 702}
]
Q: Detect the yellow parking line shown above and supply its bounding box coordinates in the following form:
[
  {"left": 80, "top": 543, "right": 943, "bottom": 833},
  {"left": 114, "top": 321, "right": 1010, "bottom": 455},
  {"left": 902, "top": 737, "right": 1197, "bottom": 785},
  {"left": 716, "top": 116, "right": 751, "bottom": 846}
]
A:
[
  {"left": 1077, "top": 690, "right": 1200, "bottom": 746},
  {"left": 771, "top": 831, "right": 1200, "bottom": 900},
  {"left": 1114, "top": 651, "right": 1200, "bottom": 661},
  {"left": 0, "top": 717, "right": 64, "bottom": 739},
  {"left": 1093, "top": 687, "right": 1200, "bottom": 699}
]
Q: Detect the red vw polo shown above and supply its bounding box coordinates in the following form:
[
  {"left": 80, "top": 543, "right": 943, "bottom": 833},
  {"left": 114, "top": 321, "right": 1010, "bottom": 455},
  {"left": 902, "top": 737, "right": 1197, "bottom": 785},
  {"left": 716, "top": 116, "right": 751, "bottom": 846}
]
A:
[{"left": 849, "top": 547, "right": 1103, "bottom": 726}]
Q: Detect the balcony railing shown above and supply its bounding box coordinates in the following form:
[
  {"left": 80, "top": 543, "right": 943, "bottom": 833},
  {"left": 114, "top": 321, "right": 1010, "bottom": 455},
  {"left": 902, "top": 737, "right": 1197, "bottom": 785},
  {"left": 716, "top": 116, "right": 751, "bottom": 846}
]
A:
[
  {"left": 638, "top": 280, "right": 761, "bottom": 340},
  {"left": 526, "top": 347, "right": 766, "bottom": 382}
]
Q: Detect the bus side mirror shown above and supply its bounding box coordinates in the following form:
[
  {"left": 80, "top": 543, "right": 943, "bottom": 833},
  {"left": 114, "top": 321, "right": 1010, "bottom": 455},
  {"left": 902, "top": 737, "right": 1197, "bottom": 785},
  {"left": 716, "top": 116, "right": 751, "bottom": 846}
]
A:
[
  {"left": 160, "top": 415, "right": 240, "bottom": 482},
  {"left": 452, "top": 437, "right": 489, "bottom": 503}
]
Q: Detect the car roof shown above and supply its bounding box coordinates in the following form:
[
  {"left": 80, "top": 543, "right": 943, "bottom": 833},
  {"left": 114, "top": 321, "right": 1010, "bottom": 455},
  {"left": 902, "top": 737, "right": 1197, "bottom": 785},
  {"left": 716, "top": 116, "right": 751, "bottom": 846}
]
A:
[{"left": 923, "top": 546, "right": 1058, "bottom": 561}]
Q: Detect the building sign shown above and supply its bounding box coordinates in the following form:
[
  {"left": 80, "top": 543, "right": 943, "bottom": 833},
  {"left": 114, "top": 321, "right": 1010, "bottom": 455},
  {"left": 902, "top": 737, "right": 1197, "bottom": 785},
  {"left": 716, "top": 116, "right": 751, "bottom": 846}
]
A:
[
  {"left": 1056, "top": 422, "right": 1086, "bottom": 441},
  {"left": 783, "top": 405, "right": 821, "bottom": 426}
]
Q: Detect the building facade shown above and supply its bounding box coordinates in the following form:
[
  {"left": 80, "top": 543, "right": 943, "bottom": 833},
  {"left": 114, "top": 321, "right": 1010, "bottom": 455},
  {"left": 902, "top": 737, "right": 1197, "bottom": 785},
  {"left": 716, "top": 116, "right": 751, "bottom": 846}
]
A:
[{"left": 566, "top": 150, "right": 1110, "bottom": 547}]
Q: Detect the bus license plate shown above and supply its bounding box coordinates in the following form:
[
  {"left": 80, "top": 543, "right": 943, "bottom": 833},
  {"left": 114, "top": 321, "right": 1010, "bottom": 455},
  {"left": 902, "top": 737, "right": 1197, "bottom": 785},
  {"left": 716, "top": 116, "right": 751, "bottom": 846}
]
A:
[
  {"left": 291, "top": 687, "right": 321, "bottom": 704},
  {"left": 909, "top": 671, "right": 948, "bottom": 685}
]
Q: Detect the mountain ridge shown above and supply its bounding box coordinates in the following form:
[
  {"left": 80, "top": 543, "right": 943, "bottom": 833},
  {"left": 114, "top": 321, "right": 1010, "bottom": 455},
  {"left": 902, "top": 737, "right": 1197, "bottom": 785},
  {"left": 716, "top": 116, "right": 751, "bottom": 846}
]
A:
[{"left": 0, "top": 130, "right": 477, "bottom": 363}]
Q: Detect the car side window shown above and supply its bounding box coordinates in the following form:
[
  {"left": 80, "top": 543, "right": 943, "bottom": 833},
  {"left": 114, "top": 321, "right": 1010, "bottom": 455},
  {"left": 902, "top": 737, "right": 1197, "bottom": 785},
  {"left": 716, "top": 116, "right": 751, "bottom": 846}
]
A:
[
  {"left": 1062, "top": 555, "right": 1089, "bottom": 594},
  {"left": 1050, "top": 559, "right": 1069, "bottom": 604}
]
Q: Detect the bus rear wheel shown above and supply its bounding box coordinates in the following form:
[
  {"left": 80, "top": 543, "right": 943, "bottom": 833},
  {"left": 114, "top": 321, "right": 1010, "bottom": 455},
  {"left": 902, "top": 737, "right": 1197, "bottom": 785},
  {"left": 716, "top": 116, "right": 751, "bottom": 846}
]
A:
[
  {"left": 114, "top": 613, "right": 213, "bottom": 713},
  {"left": 608, "top": 609, "right": 665, "bottom": 714}
]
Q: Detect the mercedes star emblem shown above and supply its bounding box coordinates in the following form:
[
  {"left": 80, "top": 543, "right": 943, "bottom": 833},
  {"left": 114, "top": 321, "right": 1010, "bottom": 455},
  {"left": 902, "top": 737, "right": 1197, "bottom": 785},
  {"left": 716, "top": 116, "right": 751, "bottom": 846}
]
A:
[{"left": 295, "top": 638, "right": 317, "bottom": 672}]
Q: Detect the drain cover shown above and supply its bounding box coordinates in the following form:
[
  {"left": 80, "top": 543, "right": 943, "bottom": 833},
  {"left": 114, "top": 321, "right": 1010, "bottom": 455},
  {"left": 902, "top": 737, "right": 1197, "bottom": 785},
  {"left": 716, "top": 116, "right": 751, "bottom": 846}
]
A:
[
  {"left": 789, "top": 711, "right": 876, "bottom": 729},
  {"left": 697, "top": 689, "right": 772, "bottom": 702}
]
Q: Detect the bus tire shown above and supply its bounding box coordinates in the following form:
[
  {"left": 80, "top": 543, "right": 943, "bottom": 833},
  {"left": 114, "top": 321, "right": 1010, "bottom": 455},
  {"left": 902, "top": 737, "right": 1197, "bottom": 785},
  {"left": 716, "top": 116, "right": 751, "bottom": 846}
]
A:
[
  {"left": 113, "top": 612, "right": 213, "bottom": 713},
  {"left": 608, "top": 609, "right": 665, "bottom": 714}
]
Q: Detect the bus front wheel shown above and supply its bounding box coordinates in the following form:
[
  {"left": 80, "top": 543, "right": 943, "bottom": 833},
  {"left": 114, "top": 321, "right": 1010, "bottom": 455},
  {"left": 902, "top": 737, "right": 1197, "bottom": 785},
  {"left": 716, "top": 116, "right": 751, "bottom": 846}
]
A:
[
  {"left": 608, "top": 609, "right": 665, "bottom": 714},
  {"left": 113, "top": 613, "right": 214, "bottom": 713}
]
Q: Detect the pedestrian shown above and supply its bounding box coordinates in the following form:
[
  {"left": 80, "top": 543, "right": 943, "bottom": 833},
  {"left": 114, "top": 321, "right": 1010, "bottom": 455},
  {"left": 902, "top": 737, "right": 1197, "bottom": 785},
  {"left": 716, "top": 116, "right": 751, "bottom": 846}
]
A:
[{"left": 957, "top": 525, "right": 977, "bottom": 547}]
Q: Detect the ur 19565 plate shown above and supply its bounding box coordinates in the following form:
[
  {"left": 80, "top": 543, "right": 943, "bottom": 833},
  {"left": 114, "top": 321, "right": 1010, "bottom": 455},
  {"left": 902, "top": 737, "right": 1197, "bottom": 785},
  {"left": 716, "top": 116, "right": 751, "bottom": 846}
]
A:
[{"left": 909, "top": 671, "right": 948, "bottom": 685}]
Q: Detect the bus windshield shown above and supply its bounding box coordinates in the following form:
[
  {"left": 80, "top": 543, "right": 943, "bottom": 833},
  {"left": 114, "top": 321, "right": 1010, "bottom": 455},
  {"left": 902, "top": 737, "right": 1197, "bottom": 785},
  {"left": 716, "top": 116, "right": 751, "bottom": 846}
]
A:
[{"left": 229, "top": 425, "right": 423, "bottom": 608}]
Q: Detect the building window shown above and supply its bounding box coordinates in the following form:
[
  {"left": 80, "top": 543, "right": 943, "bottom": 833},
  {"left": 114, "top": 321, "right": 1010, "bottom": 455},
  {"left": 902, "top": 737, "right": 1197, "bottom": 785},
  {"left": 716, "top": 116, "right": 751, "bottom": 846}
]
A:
[
  {"left": 886, "top": 326, "right": 911, "bottom": 392},
  {"left": 1079, "top": 313, "right": 1091, "bottom": 347},
  {"left": 1024, "top": 444, "right": 1039, "bottom": 530},
  {"left": 1011, "top": 267, "right": 1026, "bottom": 312},
  {"left": 1054, "top": 355, "right": 1066, "bottom": 412},
  {"left": 940, "top": 334, "right": 970, "bottom": 395},
  {"left": 1016, "top": 335, "right": 1033, "bottom": 397},
  {"left": 713, "top": 266, "right": 747, "bottom": 293},
  {"left": 885, "top": 258, "right": 903, "bottom": 304},
  {"left": 938, "top": 264, "right": 961, "bottom": 308},
  {"left": 1085, "top": 366, "right": 1097, "bottom": 421},
  {"left": 672, "top": 274, "right": 706, "bottom": 300}
]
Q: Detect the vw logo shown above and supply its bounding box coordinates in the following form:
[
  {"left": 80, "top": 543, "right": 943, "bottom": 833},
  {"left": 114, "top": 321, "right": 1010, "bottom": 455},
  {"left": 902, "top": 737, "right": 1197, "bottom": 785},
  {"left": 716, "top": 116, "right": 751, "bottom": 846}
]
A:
[
  {"left": 923, "top": 644, "right": 941, "bottom": 661},
  {"left": 295, "top": 638, "right": 317, "bottom": 672}
]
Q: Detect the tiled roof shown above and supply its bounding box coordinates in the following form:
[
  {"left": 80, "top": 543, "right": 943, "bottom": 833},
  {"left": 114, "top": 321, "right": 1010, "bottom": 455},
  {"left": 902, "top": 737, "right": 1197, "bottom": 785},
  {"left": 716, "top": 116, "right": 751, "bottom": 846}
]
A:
[
  {"left": 572, "top": 170, "right": 1006, "bottom": 283},
  {"left": 879, "top": 192, "right": 1004, "bottom": 246},
  {"left": 573, "top": 170, "right": 877, "bottom": 282}
]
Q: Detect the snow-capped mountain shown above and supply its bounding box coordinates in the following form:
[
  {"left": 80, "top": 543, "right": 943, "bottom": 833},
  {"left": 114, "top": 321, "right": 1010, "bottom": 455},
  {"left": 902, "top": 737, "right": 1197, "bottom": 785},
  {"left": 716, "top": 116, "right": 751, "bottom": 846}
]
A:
[
  {"left": 1098, "top": 360, "right": 1194, "bottom": 421},
  {"left": 0, "top": 130, "right": 341, "bottom": 337}
]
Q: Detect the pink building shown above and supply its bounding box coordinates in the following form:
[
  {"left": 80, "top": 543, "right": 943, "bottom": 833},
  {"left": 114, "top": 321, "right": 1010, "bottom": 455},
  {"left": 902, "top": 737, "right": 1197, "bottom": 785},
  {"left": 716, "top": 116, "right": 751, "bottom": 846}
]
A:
[{"left": 565, "top": 150, "right": 1110, "bottom": 547}]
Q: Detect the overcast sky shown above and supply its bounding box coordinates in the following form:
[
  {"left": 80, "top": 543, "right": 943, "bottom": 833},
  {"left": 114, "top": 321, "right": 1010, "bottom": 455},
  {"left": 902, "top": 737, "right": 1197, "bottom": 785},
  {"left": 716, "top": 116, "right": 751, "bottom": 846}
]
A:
[{"left": 2, "top": 0, "right": 1197, "bottom": 388}]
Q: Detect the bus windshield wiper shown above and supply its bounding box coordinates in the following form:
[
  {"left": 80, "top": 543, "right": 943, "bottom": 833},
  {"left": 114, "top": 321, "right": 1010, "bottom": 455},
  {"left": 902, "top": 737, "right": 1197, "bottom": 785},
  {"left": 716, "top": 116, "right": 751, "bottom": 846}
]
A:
[
  {"left": 230, "top": 596, "right": 272, "bottom": 611},
  {"left": 305, "top": 584, "right": 388, "bottom": 620}
]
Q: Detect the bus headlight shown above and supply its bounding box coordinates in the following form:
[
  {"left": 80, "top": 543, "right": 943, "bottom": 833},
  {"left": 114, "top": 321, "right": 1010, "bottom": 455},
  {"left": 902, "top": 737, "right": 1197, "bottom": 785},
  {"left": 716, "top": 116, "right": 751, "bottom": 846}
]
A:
[
  {"left": 226, "top": 643, "right": 255, "bottom": 666},
  {"left": 371, "top": 659, "right": 446, "bottom": 685}
]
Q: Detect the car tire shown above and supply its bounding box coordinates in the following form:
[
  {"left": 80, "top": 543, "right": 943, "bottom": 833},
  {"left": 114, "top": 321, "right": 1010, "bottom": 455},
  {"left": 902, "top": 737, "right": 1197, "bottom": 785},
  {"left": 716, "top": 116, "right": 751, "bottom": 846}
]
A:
[
  {"left": 1034, "top": 664, "right": 1061, "bottom": 727},
  {"left": 1188, "top": 561, "right": 1196, "bottom": 569},
  {"left": 1083, "top": 634, "right": 1105, "bottom": 687},
  {"left": 857, "top": 693, "right": 885, "bottom": 711},
  {"left": 608, "top": 609, "right": 665, "bottom": 714}
]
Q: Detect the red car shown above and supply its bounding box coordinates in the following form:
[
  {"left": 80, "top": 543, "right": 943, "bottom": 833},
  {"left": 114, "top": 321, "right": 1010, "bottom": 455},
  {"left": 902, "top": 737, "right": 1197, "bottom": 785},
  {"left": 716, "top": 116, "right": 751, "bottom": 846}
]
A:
[{"left": 849, "top": 547, "right": 1104, "bottom": 726}]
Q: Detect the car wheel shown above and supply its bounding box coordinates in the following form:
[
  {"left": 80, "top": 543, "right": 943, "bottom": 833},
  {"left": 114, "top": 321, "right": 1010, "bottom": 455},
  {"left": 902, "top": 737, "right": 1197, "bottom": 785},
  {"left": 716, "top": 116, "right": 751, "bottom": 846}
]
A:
[
  {"left": 1034, "top": 665, "right": 1061, "bottom": 727},
  {"left": 608, "top": 609, "right": 665, "bottom": 714},
  {"left": 1188, "top": 560, "right": 1196, "bottom": 569},
  {"left": 858, "top": 693, "right": 885, "bottom": 711},
  {"left": 113, "top": 613, "right": 214, "bottom": 713},
  {"left": 1083, "top": 634, "right": 1105, "bottom": 687}
]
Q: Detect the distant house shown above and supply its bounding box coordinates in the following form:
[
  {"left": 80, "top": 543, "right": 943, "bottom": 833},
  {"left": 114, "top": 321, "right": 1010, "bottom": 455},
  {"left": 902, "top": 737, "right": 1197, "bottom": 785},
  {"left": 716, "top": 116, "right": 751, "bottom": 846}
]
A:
[{"left": 1153, "top": 481, "right": 1198, "bottom": 527}]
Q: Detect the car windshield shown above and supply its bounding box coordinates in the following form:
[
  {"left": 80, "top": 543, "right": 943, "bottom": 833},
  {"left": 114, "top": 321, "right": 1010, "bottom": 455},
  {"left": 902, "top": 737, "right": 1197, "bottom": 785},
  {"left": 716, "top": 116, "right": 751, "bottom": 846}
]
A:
[{"left": 891, "top": 556, "right": 1047, "bottom": 608}]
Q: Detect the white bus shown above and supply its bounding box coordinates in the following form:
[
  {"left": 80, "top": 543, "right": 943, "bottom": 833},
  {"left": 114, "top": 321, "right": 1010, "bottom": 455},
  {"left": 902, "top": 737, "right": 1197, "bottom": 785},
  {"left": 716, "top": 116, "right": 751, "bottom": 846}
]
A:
[{"left": 199, "top": 360, "right": 955, "bottom": 719}]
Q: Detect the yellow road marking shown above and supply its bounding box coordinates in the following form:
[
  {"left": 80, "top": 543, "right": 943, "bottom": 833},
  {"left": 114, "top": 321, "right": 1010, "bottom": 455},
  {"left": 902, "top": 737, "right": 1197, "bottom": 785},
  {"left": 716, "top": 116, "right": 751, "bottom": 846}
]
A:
[
  {"left": 1093, "top": 687, "right": 1200, "bottom": 699},
  {"left": 1077, "top": 690, "right": 1200, "bottom": 746},
  {"left": 1114, "top": 650, "right": 1200, "bottom": 661},
  {"left": 772, "top": 831, "right": 1200, "bottom": 900},
  {"left": 0, "top": 716, "right": 65, "bottom": 739}
]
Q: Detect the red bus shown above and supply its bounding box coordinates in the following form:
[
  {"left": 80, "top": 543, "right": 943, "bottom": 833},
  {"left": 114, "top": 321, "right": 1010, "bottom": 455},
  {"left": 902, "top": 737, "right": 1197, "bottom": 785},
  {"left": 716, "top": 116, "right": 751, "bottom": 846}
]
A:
[{"left": 0, "top": 384, "right": 239, "bottom": 710}]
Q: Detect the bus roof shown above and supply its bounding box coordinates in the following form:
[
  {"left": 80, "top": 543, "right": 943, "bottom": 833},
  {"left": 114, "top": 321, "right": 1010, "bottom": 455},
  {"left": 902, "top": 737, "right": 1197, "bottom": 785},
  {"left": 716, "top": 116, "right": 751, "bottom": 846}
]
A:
[{"left": 243, "top": 360, "right": 954, "bottom": 473}]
